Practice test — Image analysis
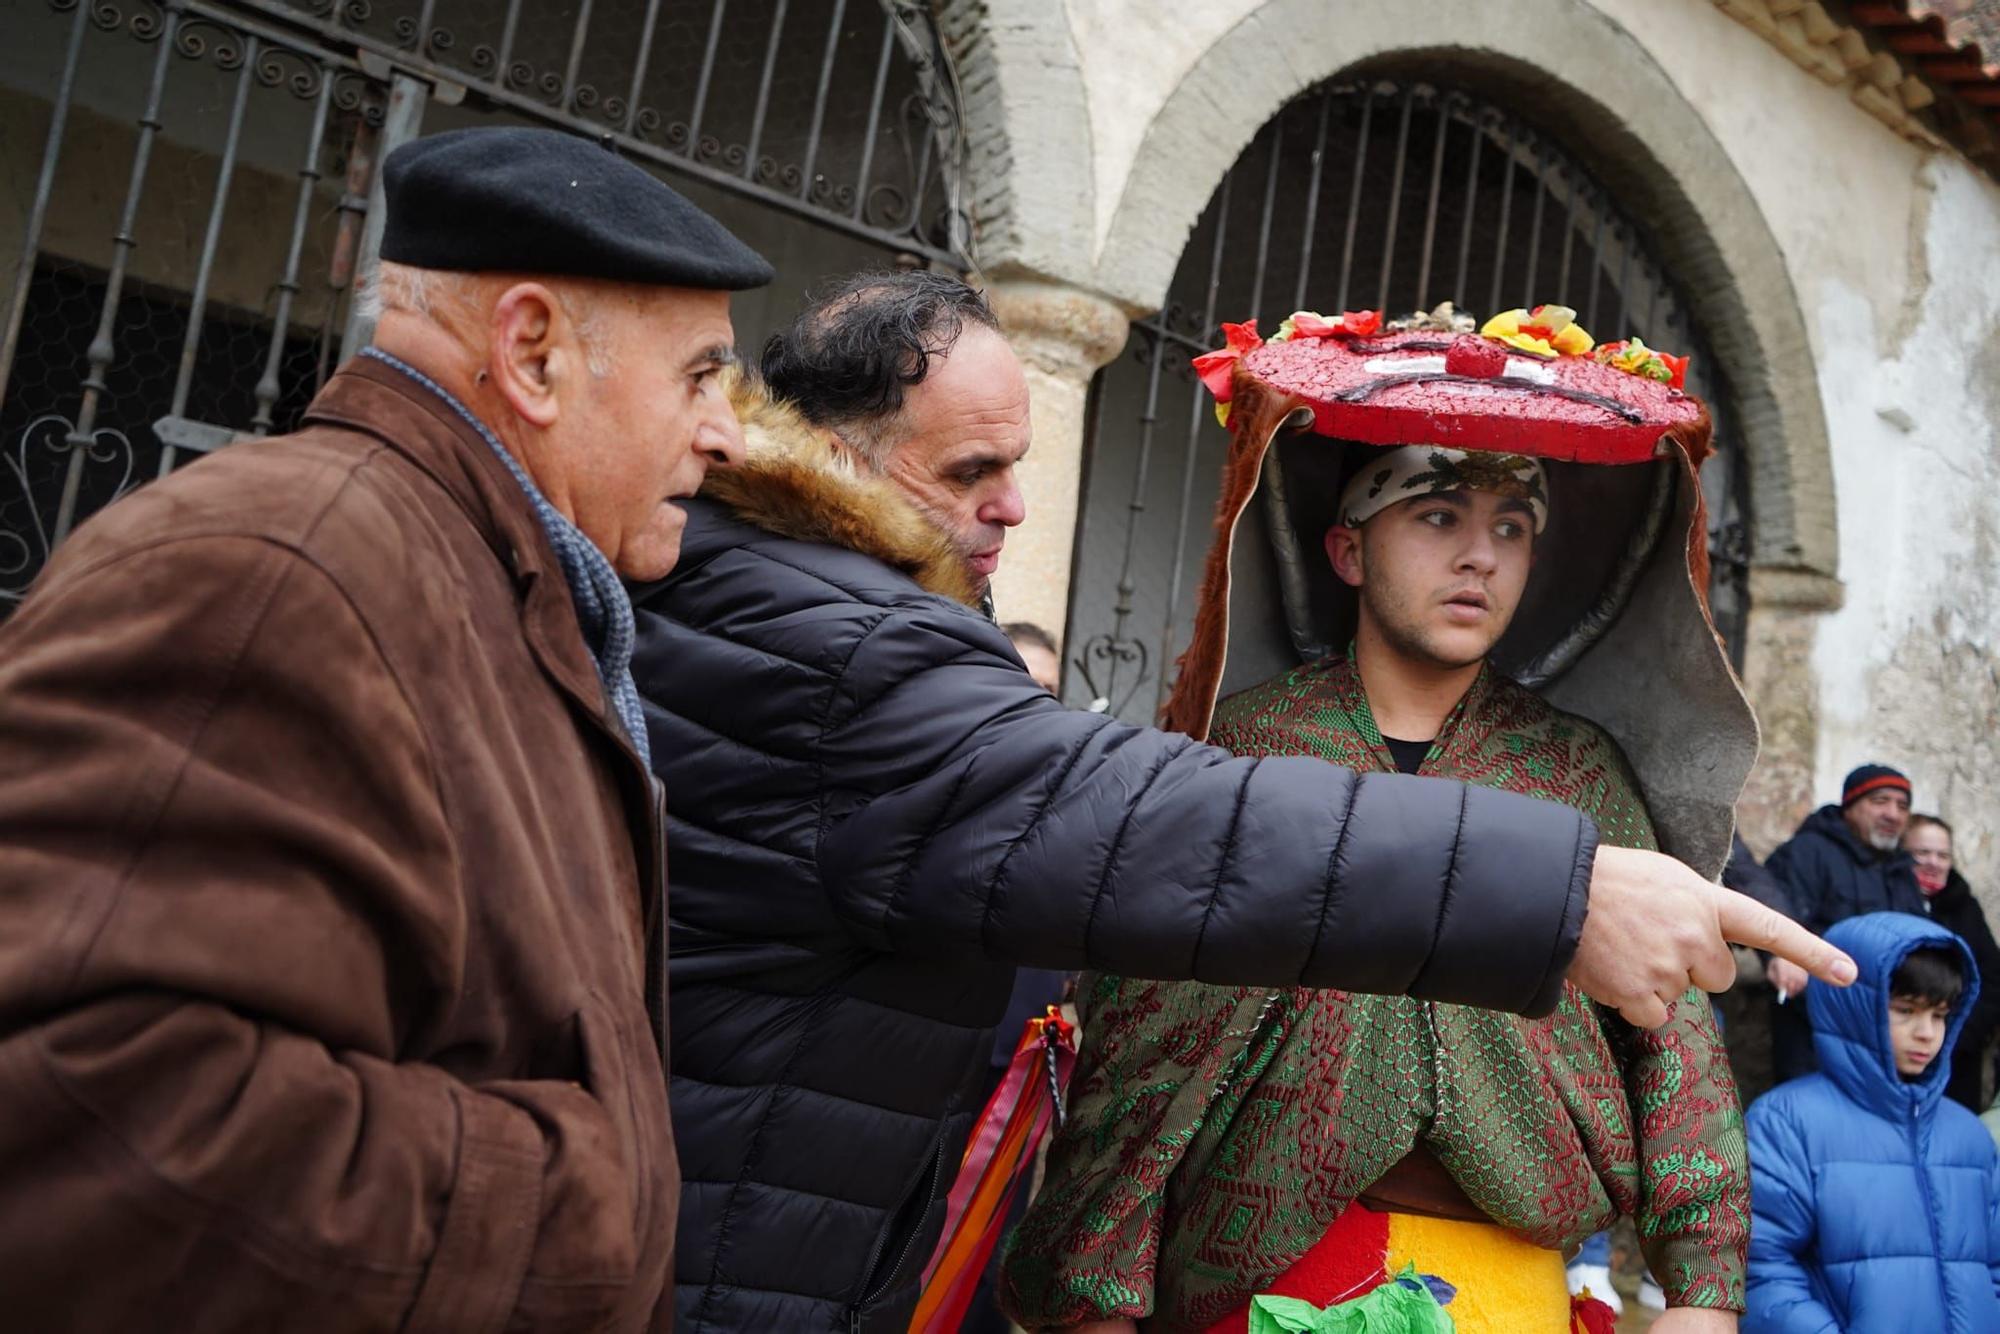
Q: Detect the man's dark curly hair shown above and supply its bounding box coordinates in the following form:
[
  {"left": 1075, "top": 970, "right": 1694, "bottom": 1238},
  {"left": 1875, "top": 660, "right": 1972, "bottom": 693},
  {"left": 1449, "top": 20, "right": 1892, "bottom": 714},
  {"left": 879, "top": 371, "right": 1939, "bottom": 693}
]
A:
[{"left": 759, "top": 270, "right": 998, "bottom": 463}]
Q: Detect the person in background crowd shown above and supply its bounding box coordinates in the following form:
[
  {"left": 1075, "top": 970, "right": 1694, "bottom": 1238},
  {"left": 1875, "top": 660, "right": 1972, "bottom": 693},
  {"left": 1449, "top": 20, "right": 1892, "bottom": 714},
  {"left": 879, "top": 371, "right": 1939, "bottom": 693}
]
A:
[
  {"left": 1764, "top": 764, "right": 1923, "bottom": 1080},
  {"left": 1906, "top": 814, "right": 2000, "bottom": 1109},
  {"left": 1724, "top": 832, "right": 1794, "bottom": 920},
  {"left": 0, "top": 127, "right": 772, "bottom": 1330},
  {"left": 1003, "top": 620, "right": 1062, "bottom": 694},
  {"left": 1744, "top": 913, "right": 2000, "bottom": 1333},
  {"left": 627, "top": 271, "right": 1848, "bottom": 1331}
]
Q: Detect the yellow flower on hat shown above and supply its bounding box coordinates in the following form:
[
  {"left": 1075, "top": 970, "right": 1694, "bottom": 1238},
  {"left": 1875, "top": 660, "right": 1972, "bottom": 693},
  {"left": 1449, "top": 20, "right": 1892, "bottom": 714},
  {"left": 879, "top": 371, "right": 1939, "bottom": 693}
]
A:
[{"left": 1479, "top": 304, "right": 1594, "bottom": 358}]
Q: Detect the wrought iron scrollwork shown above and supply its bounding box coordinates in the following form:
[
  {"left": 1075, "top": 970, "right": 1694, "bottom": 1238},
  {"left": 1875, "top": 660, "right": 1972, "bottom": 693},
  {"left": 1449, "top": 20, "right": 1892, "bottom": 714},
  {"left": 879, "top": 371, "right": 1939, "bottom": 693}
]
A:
[
  {"left": 1, "top": 415, "right": 138, "bottom": 605},
  {"left": 255, "top": 42, "right": 326, "bottom": 98},
  {"left": 329, "top": 67, "right": 386, "bottom": 126},
  {"left": 288, "top": 0, "right": 369, "bottom": 23},
  {"left": 75, "top": 0, "right": 974, "bottom": 265},
  {"left": 173, "top": 15, "right": 248, "bottom": 71},
  {"left": 71, "top": 0, "right": 165, "bottom": 39},
  {"left": 861, "top": 182, "right": 908, "bottom": 231},
  {"left": 9, "top": 0, "right": 982, "bottom": 622},
  {"left": 808, "top": 176, "right": 857, "bottom": 211},
  {"left": 1074, "top": 628, "right": 1152, "bottom": 718}
]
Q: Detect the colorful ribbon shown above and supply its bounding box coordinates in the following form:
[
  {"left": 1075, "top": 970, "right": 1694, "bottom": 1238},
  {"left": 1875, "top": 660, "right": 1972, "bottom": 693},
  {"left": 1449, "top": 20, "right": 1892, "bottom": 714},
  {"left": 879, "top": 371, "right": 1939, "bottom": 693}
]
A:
[{"left": 908, "top": 1005, "right": 1077, "bottom": 1333}]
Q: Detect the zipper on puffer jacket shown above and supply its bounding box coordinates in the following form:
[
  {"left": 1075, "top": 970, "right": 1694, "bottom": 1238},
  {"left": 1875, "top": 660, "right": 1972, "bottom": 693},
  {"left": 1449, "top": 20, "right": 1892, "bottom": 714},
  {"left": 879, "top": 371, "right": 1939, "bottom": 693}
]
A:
[
  {"left": 1911, "top": 1102, "right": 1951, "bottom": 1321},
  {"left": 848, "top": 1126, "right": 953, "bottom": 1333}
]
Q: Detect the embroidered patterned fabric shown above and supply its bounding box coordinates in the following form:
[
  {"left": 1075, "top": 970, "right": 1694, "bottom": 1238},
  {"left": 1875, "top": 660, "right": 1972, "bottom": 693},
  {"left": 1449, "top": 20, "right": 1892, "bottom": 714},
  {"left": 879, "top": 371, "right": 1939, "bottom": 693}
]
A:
[{"left": 1001, "top": 651, "right": 1747, "bottom": 1331}]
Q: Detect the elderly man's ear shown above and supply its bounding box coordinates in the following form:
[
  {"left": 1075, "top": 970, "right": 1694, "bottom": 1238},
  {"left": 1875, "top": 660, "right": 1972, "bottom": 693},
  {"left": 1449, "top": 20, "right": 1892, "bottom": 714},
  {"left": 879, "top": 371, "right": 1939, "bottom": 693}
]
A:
[{"left": 487, "top": 282, "right": 571, "bottom": 429}]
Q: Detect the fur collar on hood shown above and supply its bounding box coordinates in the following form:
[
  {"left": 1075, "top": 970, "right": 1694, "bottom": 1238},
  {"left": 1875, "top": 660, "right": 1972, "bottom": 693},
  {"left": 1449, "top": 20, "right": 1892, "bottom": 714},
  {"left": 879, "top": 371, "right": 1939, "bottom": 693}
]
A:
[{"left": 697, "top": 373, "right": 982, "bottom": 608}]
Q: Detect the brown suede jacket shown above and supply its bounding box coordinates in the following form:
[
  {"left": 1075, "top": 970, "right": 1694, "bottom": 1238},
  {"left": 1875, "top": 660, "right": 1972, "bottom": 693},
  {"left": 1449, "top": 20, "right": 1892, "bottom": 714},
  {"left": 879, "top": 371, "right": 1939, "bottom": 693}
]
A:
[{"left": 0, "top": 356, "right": 675, "bottom": 1331}]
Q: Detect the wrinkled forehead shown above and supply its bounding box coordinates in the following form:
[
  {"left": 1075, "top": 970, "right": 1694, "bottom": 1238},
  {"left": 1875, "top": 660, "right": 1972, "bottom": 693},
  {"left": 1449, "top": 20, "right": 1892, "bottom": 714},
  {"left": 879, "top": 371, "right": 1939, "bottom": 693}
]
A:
[{"left": 902, "top": 329, "right": 1030, "bottom": 439}]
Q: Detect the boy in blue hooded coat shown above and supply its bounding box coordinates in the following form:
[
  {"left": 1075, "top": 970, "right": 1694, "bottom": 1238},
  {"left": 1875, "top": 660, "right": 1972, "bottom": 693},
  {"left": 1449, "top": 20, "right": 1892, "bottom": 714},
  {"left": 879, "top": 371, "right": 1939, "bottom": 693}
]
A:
[{"left": 1745, "top": 912, "right": 2000, "bottom": 1331}]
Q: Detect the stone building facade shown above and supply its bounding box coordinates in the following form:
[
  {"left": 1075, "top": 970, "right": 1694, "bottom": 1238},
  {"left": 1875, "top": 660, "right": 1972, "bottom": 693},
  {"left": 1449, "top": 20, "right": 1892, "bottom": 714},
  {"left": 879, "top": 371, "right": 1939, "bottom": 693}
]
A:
[
  {"left": 4, "top": 0, "right": 1999, "bottom": 904},
  {"left": 952, "top": 0, "right": 2000, "bottom": 905}
]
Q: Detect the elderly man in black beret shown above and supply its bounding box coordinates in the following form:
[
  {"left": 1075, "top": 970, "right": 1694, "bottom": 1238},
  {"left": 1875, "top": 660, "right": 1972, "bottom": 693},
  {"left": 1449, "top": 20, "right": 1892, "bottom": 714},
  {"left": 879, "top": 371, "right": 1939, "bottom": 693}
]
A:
[
  {"left": 631, "top": 271, "right": 1855, "bottom": 1330},
  {"left": 0, "top": 126, "right": 768, "bottom": 1331}
]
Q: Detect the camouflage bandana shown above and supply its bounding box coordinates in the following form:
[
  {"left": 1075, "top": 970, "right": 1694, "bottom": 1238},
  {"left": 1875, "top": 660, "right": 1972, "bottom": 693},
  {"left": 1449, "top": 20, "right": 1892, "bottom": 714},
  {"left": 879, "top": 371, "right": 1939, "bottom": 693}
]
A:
[{"left": 1338, "top": 444, "right": 1549, "bottom": 533}]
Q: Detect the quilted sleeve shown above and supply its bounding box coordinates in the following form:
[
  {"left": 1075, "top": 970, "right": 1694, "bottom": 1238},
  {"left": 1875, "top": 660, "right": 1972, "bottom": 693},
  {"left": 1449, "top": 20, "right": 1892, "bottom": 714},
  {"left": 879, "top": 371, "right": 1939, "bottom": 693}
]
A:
[{"left": 813, "top": 604, "right": 1596, "bottom": 1015}]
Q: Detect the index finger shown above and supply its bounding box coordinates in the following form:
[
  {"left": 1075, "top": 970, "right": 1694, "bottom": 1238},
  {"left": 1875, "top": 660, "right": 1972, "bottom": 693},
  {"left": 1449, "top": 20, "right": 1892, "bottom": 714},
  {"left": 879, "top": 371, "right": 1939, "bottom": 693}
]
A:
[{"left": 1716, "top": 891, "right": 1857, "bottom": 985}]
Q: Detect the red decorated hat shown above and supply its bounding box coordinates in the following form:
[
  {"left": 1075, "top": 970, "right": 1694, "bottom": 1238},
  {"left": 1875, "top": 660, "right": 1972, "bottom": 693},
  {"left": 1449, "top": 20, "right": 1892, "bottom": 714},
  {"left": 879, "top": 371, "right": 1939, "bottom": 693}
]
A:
[
  {"left": 1192, "top": 304, "right": 1702, "bottom": 465},
  {"left": 1163, "top": 302, "right": 1751, "bottom": 883}
]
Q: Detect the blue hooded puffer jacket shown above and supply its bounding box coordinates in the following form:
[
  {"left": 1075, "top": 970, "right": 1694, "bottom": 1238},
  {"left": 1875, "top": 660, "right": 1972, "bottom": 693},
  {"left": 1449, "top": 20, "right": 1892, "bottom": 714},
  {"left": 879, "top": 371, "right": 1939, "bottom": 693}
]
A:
[{"left": 1745, "top": 912, "right": 2000, "bottom": 1332}]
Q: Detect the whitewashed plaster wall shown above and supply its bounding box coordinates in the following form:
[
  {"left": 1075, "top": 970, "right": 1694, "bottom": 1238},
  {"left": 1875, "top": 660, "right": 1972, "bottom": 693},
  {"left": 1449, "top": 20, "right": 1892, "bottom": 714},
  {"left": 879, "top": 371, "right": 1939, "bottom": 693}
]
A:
[
  {"left": 1808, "top": 161, "right": 2000, "bottom": 886},
  {"left": 1052, "top": 0, "right": 2000, "bottom": 889}
]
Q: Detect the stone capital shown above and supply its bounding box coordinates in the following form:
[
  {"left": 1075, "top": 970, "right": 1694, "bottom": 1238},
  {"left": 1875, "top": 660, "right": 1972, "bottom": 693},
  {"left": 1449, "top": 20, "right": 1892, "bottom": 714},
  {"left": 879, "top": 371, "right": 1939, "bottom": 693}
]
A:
[
  {"left": 987, "top": 279, "right": 1131, "bottom": 387},
  {"left": 983, "top": 279, "right": 1130, "bottom": 646},
  {"left": 1747, "top": 564, "right": 1845, "bottom": 612}
]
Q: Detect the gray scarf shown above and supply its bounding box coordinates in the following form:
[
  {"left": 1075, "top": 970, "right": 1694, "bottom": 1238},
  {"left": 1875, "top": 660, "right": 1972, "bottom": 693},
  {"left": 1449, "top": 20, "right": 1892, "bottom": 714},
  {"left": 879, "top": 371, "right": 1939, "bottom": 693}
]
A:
[{"left": 363, "top": 348, "right": 650, "bottom": 768}]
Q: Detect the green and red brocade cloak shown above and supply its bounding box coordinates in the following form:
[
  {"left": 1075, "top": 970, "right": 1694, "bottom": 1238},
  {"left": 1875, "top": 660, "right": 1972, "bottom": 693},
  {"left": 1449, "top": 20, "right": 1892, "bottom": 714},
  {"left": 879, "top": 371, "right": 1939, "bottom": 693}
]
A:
[{"left": 1001, "top": 651, "right": 1748, "bottom": 1330}]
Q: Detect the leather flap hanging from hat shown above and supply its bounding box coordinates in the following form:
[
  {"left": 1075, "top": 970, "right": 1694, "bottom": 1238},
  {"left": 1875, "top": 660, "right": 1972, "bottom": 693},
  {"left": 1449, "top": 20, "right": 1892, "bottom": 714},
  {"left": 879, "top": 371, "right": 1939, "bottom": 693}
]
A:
[
  {"left": 381, "top": 126, "right": 774, "bottom": 290},
  {"left": 1165, "top": 308, "right": 1755, "bottom": 880}
]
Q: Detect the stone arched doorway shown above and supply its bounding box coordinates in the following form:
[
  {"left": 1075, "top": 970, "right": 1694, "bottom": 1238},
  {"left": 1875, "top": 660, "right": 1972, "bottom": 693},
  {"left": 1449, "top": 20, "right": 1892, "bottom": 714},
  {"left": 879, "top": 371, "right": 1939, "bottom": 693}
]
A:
[{"left": 1065, "top": 76, "right": 1750, "bottom": 720}]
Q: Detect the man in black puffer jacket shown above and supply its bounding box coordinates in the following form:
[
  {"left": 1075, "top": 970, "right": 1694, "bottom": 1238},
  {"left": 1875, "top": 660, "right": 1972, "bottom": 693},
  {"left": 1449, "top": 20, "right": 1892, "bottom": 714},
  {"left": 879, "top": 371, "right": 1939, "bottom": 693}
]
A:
[{"left": 631, "top": 274, "right": 1851, "bottom": 1333}]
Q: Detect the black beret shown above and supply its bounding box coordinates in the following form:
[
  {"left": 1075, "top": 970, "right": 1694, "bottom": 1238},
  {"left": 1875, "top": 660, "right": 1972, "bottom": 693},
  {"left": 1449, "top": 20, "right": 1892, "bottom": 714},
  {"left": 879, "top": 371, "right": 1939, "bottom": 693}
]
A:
[{"left": 380, "top": 127, "right": 774, "bottom": 290}]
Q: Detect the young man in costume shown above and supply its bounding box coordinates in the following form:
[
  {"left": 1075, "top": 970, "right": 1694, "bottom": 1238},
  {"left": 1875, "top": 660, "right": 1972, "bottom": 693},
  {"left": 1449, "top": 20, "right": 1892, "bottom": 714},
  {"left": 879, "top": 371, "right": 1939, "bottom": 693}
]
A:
[{"left": 1002, "top": 310, "right": 1750, "bottom": 1333}]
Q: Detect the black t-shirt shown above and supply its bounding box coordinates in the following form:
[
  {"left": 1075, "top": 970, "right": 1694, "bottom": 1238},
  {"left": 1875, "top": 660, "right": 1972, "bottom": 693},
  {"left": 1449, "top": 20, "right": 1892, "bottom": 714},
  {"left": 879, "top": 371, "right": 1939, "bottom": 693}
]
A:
[{"left": 1383, "top": 735, "right": 1432, "bottom": 776}]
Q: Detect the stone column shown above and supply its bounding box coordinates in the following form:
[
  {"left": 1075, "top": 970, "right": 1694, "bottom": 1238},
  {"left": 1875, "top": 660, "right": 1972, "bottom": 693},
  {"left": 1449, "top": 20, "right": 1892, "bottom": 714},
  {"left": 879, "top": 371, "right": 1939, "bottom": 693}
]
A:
[
  {"left": 1734, "top": 566, "right": 1843, "bottom": 855},
  {"left": 986, "top": 278, "right": 1129, "bottom": 643}
]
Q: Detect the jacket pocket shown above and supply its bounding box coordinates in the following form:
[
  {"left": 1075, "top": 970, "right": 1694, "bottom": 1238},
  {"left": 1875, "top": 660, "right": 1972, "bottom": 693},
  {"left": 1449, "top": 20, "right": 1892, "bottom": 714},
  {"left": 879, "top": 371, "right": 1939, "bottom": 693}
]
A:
[
  {"left": 846, "top": 1120, "right": 954, "bottom": 1333},
  {"left": 580, "top": 990, "right": 657, "bottom": 1261}
]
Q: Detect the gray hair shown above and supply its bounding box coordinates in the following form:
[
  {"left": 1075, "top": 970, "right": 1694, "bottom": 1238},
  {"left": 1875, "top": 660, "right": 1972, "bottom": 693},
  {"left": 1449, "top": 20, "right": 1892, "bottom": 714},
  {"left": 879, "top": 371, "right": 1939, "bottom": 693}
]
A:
[{"left": 355, "top": 261, "right": 617, "bottom": 378}]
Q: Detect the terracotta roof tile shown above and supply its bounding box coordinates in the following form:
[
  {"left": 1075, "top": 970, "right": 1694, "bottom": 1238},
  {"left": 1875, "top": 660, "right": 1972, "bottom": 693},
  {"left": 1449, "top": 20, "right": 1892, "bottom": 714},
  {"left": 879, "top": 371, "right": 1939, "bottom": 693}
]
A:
[{"left": 1848, "top": 0, "right": 2000, "bottom": 152}]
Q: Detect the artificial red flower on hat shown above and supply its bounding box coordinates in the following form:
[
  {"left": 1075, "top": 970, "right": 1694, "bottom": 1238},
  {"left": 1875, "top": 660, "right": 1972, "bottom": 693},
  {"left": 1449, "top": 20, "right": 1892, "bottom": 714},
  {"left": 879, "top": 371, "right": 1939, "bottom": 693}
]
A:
[
  {"left": 1192, "top": 320, "right": 1265, "bottom": 424},
  {"left": 1192, "top": 320, "right": 1262, "bottom": 397},
  {"left": 1276, "top": 308, "right": 1382, "bottom": 341}
]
